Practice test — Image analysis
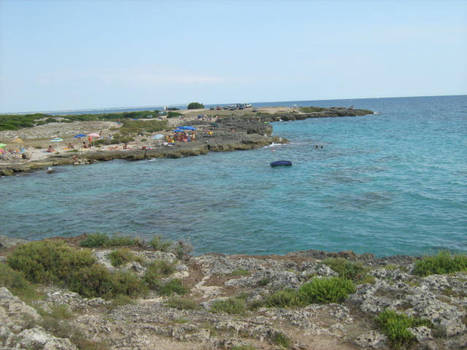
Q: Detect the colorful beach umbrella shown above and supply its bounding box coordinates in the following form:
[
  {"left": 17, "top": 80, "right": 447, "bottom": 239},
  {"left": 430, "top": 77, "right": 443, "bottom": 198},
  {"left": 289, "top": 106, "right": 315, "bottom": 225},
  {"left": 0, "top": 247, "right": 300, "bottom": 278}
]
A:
[
  {"left": 0, "top": 143, "right": 6, "bottom": 148},
  {"left": 87, "top": 133, "right": 100, "bottom": 138}
]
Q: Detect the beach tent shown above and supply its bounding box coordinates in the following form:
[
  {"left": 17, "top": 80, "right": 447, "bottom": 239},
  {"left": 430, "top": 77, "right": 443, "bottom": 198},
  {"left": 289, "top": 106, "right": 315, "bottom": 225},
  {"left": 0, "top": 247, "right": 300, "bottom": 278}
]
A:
[
  {"left": 50, "top": 137, "right": 63, "bottom": 142},
  {"left": 74, "top": 134, "right": 86, "bottom": 138},
  {"left": 152, "top": 134, "right": 164, "bottom": 140}
]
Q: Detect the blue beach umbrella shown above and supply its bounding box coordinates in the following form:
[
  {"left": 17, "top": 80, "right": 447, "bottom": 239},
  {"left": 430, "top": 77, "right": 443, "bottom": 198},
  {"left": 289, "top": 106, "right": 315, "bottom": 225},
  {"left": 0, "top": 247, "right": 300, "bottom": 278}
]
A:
[
  {"left": 152, "top": 134, "right": 164, "bottom": 140},
  {"left": 74, "top": 134, "right": 86, "bottom": 138}
]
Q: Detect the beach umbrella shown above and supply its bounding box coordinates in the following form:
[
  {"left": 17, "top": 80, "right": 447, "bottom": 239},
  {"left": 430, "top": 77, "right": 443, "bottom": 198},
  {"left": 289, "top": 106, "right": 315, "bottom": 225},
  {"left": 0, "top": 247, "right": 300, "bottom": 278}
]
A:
[
  {"left": 50, "top": 137, "right": 63, "bottom": 142},
  {"left": 0, "top": 143, "right": 6, "bottom": 148},
  {"left": 74, "top": 134, "right": 86, "bottom": 138},
  {"left": 178, "top": 126, "right": 196, "bottom": 131},
  {"left": 152, "top": 134, "right": 164, "bottom": 140},
  {"left": 87, "top": 133, "right": 100, "bottom": 138}
]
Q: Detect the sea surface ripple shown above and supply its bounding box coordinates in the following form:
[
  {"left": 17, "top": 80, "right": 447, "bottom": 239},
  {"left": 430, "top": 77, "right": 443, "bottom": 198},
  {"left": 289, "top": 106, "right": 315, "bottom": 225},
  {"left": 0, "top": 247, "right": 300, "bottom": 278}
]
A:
[{"left": 2, "top": 95, "right": 466, "bottom": 256}]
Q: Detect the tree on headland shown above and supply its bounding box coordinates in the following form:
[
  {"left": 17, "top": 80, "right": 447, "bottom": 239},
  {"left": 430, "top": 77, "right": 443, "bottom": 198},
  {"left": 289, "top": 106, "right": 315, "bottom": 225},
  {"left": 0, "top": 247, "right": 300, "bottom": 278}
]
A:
[{"left": 187, "top": 102, "right": 204, "bottom": 109}]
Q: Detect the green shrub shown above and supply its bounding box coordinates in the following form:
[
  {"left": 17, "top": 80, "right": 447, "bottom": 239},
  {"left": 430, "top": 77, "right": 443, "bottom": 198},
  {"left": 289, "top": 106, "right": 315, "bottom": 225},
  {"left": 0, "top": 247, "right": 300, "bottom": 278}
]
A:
[
  {"left": 79, "top": 233, "right": 140, "bottom": 248},
  {"left": 7, "top": 240, "right": 96, "bottom": 284},
  {"left": 144, "top": 260, "right": 176, "bottom": 279},
  {"left": 271, "top": 331, "right": 291, "bottom": 348},
  {"left": 158, "top": 279, "right": 187, "bottom": 296},
  {"left": 323, "top": 258, "right": 368, "bottom": 282},
  {"left": 166, "top": 296, "right": 199, "bottom": 310},
  {"left": 167, "top": 111, "right": 182, "bottom": 118},
  {"left": 187, "top": 102, "right": 204, "bottom": 109},
  {"left": 173, "top": 241, "right": 192, "bottom": 260},
  {"left": 376, "top": 309, "right": 431, "bottom": 349},
  {"left": 108, "top": 249, "right": 142, "bottom": 267},
  {"left": 149, "top": 236, "right": 172, "bottom": 252},
  {"left": 298, "top": 277, "right": 355, "bottom": 304},
  {"left": 413, "top": 251, "right": 467, "bottom": 276},
  {"left": 7, "top": 240, "right": 146, "bottom": 299},
  {"left": 0, "top": 263, "right": 41, "bottom": 301},
  {"left": 264, "top": 289, "right": 301, "bottom": 308},
  {"left": 210, "top": 297, "right": 246, "bottom": 315}
]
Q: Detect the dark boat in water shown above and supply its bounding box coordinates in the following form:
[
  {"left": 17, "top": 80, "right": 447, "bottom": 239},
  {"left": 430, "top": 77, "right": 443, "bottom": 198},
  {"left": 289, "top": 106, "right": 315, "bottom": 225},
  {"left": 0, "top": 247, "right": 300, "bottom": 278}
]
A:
[{"left": 270, "top": 160, "right": 292, "bottom": 167}]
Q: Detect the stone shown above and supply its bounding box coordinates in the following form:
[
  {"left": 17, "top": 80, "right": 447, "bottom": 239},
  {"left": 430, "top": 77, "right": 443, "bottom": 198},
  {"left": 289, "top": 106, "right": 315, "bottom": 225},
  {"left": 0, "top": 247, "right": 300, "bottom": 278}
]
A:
[
  {"left": 17, "top": 327, "right": 78, "bottom": 350},
  {"left": 354, "top": 330, "right": 387, "bottom": 349},
  {"left": 0, "top": 235, "right": 28, "bottom": 249}
]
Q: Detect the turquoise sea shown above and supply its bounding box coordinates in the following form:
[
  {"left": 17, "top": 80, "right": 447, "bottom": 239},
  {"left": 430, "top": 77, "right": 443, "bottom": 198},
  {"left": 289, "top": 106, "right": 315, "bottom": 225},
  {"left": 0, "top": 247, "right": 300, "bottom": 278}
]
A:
[{"left": 2, "top": 95, "right": 466, "bottom": 256}]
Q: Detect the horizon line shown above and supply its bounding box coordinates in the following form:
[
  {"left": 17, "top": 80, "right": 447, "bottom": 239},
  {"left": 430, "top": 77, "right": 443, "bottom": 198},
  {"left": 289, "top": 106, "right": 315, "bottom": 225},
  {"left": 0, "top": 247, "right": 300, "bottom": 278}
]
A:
[{"left": 1, "top": 93, "right": 466, "bottom": 115}]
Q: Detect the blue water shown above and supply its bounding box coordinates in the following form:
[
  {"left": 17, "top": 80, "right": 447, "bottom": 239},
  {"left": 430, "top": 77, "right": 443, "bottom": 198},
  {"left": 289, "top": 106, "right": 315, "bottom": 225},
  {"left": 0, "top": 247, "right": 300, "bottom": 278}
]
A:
[{"left": 2, "top": 95, "right": 466, "bottom": 256}]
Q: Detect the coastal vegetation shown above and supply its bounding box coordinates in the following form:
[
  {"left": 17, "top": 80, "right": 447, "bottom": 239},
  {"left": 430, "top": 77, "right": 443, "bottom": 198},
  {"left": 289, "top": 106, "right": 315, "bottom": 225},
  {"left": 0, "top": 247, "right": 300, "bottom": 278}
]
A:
[
  {"left": 323, "top": 258, "right": 369, "bottom": 282},
  {"left": 376, "top": 309, "right": 432, "bottom": 349},
  {"left": 187, "top": 102, "right": 204, "bottom": 109},
  {"left": 413, "top": 251, "right": 467, "bottom": 276},
  {"left": 0, "top": 110, "right": 161, "bottom": 131},
  {"left": 79, "top": 233, "right": 141, "bottom": 248},
  {"left": 4, "top": 240, "right": 189, "bottom": 299}
]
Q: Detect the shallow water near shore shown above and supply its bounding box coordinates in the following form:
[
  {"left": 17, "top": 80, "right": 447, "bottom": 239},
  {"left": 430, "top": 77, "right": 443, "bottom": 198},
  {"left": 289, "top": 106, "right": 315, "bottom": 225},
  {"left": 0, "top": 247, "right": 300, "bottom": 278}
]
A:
[{"left": 2, "top": 95, "right": 466, "bottom": 256}]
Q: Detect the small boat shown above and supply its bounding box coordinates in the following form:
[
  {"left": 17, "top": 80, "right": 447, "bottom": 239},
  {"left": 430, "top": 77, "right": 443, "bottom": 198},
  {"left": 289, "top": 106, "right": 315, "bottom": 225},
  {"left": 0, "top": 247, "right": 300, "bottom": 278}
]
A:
[
  {"left": 46, "top": 167, "right": 55, "bottom": 174},
  {"left": 270, "top": 160, "right": 292, "bottom": 167}
]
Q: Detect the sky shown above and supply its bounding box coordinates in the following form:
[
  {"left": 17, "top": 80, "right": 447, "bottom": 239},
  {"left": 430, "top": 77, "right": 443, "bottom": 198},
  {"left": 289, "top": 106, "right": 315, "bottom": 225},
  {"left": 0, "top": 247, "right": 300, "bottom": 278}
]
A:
[{"left": 0, "top": 0, "right": 466, "bottom": 113}]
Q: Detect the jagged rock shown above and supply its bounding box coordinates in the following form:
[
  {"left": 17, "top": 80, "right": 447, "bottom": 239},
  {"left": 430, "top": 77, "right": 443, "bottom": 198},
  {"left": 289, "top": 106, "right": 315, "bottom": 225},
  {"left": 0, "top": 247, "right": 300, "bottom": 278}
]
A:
[
  {"left": 408, "top": 326, "right": 432, "bottom": 342},
  {"left": 16, "top": 327, "right": 78, "bottom": 350},
  {"left": 354, "top": 330, "right": 387, "bottom": 349},
  {"left": 0, "top": 287, "right": 41, "bottom": 332},
  {"left": 0, "top": 235, "right": 28, "bottom": 249}
]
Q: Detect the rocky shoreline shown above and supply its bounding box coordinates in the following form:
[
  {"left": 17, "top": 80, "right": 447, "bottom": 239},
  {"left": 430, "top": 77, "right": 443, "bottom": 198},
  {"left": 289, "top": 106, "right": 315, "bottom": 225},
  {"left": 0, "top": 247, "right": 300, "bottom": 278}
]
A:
[
  {"left": 0, "top": 107, "right": 372, "bottom": 176},
  {"left": 0, "top": 235, "right": 465, "bottom": 350}
]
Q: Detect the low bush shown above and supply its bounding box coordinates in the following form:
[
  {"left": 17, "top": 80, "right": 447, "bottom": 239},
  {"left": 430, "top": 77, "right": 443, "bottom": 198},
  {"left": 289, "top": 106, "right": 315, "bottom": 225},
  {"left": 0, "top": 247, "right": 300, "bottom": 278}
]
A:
[
  {"left": 376, "top": 309, "right": 431, "bottom": 349},
  {"left": 79, "top": 233, "right": 140, "bottom": 248},
  {"left": 166, "top": 296, "right": 199, "bottom": 310},
  {"left": 144, "top": 260, "right": 176, "bottom": 279},
  {"left": 167, "top": 111, "right": 182, "bottom": 118},
  {"left": 0, "top": 263, "right": 41, "bottom": 301},
  {"left": 7, "top": 240, "right": 146, "bottom": 299},
  {"left": 108, "top": 249, "right": 142, "bottom": 267},
  {"left": 210, "top": 297, "right": 246, "bottom": 315},
  {"left": 149, "top": 236, "right": 172, "bottom": 252},
  {"left": 7, "top": 240, "right": 96, "bottom": 284},
  {"left": 298, "top": 277, "right": 355, "bottom": 304},
  {"left": 323, "top": 258, "right": 368, "bottom": 282},
  {"left": 173, "top": 240, "right": 193, "bottom": 260},
  {"left": 271, "top": 331, "right": 291, "bottom": 348},
  {"left": 157, "top": 279, "right": 187, "bottom": 296},
  {"left": 264, "top": 289, "right": 301, "bottom": 308},
  {"left": 413, "top": 251, "right": 467, "bottom": 276}
]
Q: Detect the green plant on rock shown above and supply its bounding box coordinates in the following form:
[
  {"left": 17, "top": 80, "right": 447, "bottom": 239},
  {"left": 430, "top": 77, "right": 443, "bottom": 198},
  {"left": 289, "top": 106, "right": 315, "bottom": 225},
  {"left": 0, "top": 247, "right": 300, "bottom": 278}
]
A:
[
  {"left": 298, "top": 277, "right": 356, "bottom": 304},
  {"left": 210, "top": 297, "right": 246, "bottom": 315},
  {"left": 0, "top": 263, "right": 42, "bottom": 302},
  {"left": 108, "top": 248, "right": 142, "bottom": 267},
  {"left": 413, "top": 251, "right": 467, "bottom": 276},
  {"left": 264, "top": 289, "right": 301, "bottom": 308},
  {"left": 323, "top": 258, "right": 368, "bottom": 282},
  {"left": 7, "top": 240, "right": 96, "bottom": 284},
  {"left": 7, "top": 240, "right": 147, "bottom": 299},
  {"left": 79, "top": 233, "right": 140, "bottom": 248},
  {"left": 166, "top": 296, "right": 199, "bottom": 310},
  {"left": 376, "top": 309, "right": 431, "bottom": 349},
  {"left": 144, "top": 260, "right": 176, "bottom": 279},
  {"left": 149, "top": 235, "right": 172, "bottom": 252},
  {"left": 271, "top": 331, "right": 291, "bottom": 348},
  {"left": 230, "top": 269, "right": 250, "bottom": 277}
]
